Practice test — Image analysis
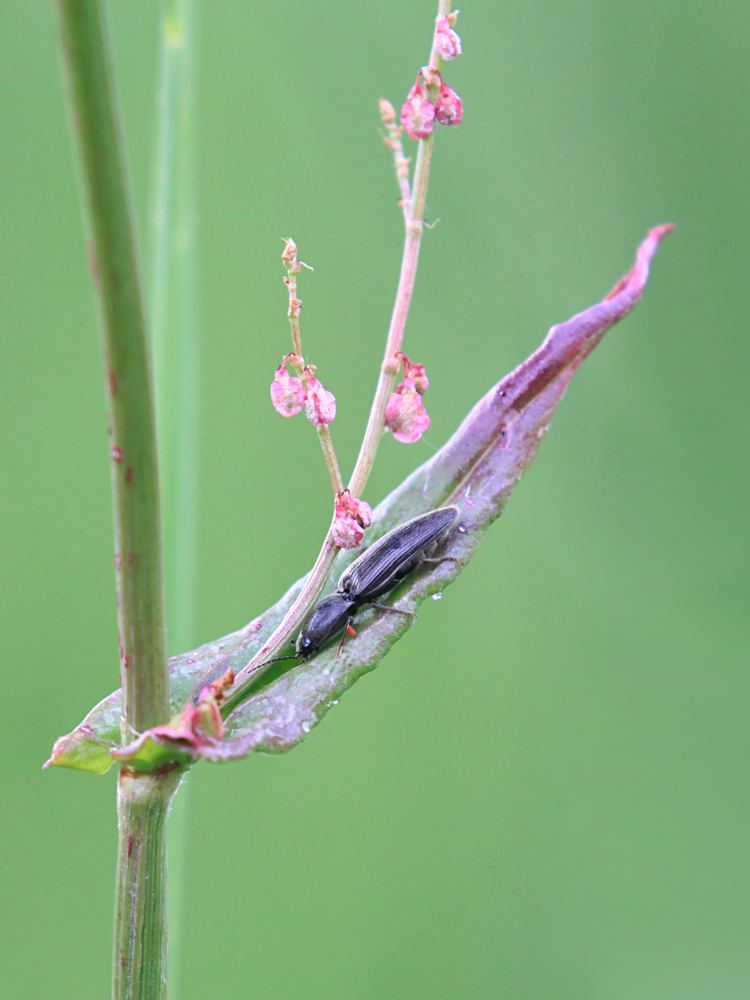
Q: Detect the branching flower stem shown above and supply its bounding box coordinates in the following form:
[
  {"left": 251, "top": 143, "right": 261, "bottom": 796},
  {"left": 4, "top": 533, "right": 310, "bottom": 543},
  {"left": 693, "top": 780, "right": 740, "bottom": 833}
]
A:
[
  {"left": 56, "top": 3, "right": 175, "bottom": 998},
  {"left": 283, "top": 243, "right": 344, "bottom": 495},
  {"left": 227, "top": 0, "right": 452, "bottom": 711}
]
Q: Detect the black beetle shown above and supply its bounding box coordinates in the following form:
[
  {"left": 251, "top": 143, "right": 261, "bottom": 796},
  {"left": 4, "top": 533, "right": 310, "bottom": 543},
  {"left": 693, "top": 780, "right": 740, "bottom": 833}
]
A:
[{"left": 295, "top": 505, "right": 459, "bottom": 659}]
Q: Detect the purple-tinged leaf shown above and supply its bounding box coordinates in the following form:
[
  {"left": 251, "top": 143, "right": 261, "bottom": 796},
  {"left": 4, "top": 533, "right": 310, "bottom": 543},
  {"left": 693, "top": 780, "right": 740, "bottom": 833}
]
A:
[{"left": 45, "top": 226, "right": 672, "bottom": 772}]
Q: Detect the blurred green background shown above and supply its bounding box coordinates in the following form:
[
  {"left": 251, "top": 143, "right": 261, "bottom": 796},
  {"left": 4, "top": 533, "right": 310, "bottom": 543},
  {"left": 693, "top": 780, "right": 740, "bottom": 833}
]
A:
[{"left": 2, "top": 1, "right": 748, "bottom": 997}]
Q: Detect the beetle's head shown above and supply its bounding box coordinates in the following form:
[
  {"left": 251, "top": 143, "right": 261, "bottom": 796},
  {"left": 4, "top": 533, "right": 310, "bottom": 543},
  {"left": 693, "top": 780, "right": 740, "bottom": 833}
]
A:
[{"left": 295, "top": 633, "right": 318, "bottom": 659}]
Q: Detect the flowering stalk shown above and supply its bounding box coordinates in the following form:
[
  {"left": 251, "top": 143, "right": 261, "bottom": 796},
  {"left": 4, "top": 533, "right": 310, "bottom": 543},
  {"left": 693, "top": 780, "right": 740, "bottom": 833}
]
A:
[
  {"left": 279, "top": 239, "right": 343, "bottom": 494},
  {"left": 348, "top": 0, "right": 453, "bottom": 497},
  {"left": 228, "top": 0, "right": 455, "bottom": 708}
]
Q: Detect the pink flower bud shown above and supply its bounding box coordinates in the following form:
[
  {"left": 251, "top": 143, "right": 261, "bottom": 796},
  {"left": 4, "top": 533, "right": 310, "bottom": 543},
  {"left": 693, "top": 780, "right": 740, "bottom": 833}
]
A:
[
  {"left": 281, "top": 237, "right": 298, "bottom": 269},
  {"left": 435, "top": 83, "right": 463, "bottom": 126},
  {"left": 401, "top": 83, "right": 436, "bottom": 141},
  {"left": 332, "top": 490, "right": 373, "bottom": 549},
  {"left": 340, "top": 489, "right": 372, "bottom": 528},
  {"left": 385, "top": 382, "right": 431, "bottom": 443},
  {"left": 305, "top": 371, "right": 337, "bottom": 426},
  {"left": 284, "top": 352, "right": 304, "bottom": 369},
  {"left": 379, "top": 98, "right": 397, "bottom": 125},
  {"left": 400, "top": 354, "right": 430, "bottom": 394},
  {"left": 435, "top": 16, "right": 462, "bottom": 60},
  {"left": 271, "top": 362, "right": 306, "bottom": 417}
]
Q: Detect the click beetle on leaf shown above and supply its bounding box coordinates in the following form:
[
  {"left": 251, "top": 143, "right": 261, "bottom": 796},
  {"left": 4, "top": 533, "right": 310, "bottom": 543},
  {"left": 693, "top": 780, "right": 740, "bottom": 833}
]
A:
[{"left": 296, "top": 505, "right": 459, "bottom": 659}]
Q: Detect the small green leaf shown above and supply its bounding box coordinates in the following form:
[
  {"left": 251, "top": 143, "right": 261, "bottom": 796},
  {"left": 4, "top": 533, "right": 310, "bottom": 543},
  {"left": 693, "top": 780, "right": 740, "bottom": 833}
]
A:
[
  {"left": 110, "top": 732, "right": 196, "bottom": 771},
  {"left": 44, "top": 729, "right": 117, "bottom": 774}
]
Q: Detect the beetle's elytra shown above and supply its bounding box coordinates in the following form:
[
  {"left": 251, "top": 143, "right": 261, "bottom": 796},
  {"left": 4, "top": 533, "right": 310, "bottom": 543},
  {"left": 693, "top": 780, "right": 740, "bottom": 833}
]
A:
[{"left": 296, "top": 505, "right": 459, "bottom": 659}]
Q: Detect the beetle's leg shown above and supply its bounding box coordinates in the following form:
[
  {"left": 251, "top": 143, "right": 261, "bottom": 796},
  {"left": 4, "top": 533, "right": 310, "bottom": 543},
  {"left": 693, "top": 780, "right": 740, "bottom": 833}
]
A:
[
  {"left": 336, "top": 617, "right": 356, "bottom": 657},
  {"left": 369, "top": 601, "right": 417, "bottom": 618},
  {"left": 420, "top": 556, "right": 461, "bottom": 565}
]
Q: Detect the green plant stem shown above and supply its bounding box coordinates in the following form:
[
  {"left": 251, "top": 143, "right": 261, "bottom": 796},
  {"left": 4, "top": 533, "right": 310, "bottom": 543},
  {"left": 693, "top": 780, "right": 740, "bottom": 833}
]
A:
[
  {"left": 57, "top": 0, "right": 169, "bottom": 735},
  {"left": 56, "top": 4, "right": 174, "bottom": 998},
  {"left": 113, "top": 768, "right": 183, "bottom": 1000},
  {"left": 227, "top": 0, "right": 450, "bottom": 708}
]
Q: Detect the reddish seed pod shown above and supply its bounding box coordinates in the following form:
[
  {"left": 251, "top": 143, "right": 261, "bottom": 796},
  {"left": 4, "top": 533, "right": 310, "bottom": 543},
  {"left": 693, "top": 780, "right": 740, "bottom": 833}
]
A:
[
  {"left": 385, "top": 381, "right": 431, "bottom": 443},
  {"left": 304, "top": 371, "right": 336, "bottom": 426},
  {"left": 271, "top": 362, "right": 306, "bottom": 417},
  {"left": 332, "top": 489, "right": 373, "bottom": 549},
  {"left": 435, "top": 83, "right": 463, "bottom": 126},
  {"left": 401, "top": 82, "right": 436, "bottom": 140},
  {"left": 332, "top": 514, "right": 365, "bottom": 550}
]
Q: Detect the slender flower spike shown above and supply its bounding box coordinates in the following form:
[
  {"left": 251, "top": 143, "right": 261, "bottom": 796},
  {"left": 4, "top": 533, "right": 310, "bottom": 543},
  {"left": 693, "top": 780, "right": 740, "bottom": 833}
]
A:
[
  {"left": 435, "top": 83, "right": 463, "bottom": 126},
  {"left": 435, "top": 16, "right": 462, "bottom": 60},
  {"left": 385, "top": 380, "right": 431, "bottom": 443},
  {"left": 401, "top": 81, "right": 436, "bottom": 140},
  {"left": 271, "top": 362, "right": 306, "bottom": 417},
  {"left": 332, "top": 489, "right": 373, "bottom": 550},
  {"left": 305, "top": 371, "right": 337, "bottom": 426}
]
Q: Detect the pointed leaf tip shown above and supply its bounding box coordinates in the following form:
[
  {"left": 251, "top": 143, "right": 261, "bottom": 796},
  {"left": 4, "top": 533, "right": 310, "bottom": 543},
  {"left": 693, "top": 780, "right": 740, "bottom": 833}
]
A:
[
  {"left": 605, "top": 223, "right": 674, "bottom": 302},
  {"left": 44, "top": 726, "right": 116, "bottom": 774}
]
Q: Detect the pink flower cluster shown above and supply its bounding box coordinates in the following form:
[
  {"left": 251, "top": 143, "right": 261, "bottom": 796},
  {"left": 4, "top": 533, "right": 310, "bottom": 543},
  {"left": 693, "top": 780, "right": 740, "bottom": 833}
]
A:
[
  {"left": 385, "top": 353, "right": 431, "bottom": 444},
  {"left": 401, "top": 71, "right": 463, "bottom": 141},
  {"left": 332, "top": 488, "right": 373, "bottom": 549},
  {"left": 270, "top": 354, "right": 336, "bottom": 426},
  {"left": 400, "top": 16, "right": 463, "bottom": 141}
]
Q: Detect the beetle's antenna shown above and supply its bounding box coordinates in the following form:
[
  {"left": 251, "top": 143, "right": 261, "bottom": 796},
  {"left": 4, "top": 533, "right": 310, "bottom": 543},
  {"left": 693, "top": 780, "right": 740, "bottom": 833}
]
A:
[{"left": 255, "top": 653, "right": 301, "bottom": 670}]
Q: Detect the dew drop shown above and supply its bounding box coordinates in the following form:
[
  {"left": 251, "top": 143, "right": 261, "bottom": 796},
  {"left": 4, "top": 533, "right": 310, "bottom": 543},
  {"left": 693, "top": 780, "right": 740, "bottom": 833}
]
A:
[
  {"left": 458, "top": 525, "right": 467, "bottom": 534},
  {"left": 432, "top": 593, "right": 443, "bottom": 601}
]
